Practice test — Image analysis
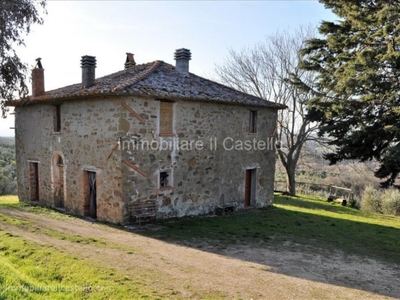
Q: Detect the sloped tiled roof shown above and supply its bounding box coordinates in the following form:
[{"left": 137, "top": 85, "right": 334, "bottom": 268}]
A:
[{"left": 9, "top": 61, "right": 286, "bottom": 109}]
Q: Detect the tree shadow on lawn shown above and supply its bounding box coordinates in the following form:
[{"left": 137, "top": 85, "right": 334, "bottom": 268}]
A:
[
  {"left": 139, "top": 200, "right": 400, "bottom": 298},
  {"left": 275, "top": 195, "right": 363, "bottom": 216}
]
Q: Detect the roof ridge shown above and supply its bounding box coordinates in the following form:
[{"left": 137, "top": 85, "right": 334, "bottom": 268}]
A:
[{"left": 112, "top": 60, "right": 162, "bottom": 92}]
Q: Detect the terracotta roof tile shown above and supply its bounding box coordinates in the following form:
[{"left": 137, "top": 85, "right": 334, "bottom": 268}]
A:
[{"left": 8, "top": 61, "right": 286, "bottom": 109}]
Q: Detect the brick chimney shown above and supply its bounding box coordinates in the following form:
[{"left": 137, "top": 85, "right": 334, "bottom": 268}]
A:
[
  {"left": 81, "top": 55, "right": 96, "bottom": 88},
  {"left": 125, "top": 53, "right": 136, "bottom": 69},
  {"left": 32, "top": 58, "right": 45, "bottom": 97},
  {"left": 174, "top": 48, "right": 191, "bottom": 74}
]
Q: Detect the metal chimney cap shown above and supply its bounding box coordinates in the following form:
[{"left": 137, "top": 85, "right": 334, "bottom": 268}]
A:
[
  {"left": 81, "top": 55, "right": 96, "bottom": 88},
  {"left": 174, "top": 48, "right": 191, "bottom": 60},
  {"left": 35, "top": 57, "right": 43, "bottom": 69},
  {"left": 81, "top": 55, "right": 97, "bottom": 67}
]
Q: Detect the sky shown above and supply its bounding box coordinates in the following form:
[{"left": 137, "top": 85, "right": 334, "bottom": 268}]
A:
[{"left": 0, "top": 0, "right": 336, "bottom": 136}]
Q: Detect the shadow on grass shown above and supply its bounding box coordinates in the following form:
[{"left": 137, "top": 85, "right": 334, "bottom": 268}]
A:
[
  {"left": 138, "top": 196, "right": 400, "bottom": 298},
  {"left": 3, "top": 195, "right": 399, "bottom": 297},
  {"left": 276, "top": 194, "right": 363, "bottom": 216}
]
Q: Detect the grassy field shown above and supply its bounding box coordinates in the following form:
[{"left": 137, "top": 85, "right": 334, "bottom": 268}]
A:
[
  {"left": 142, "top": 193, "right": 400, "bottom": 264},
  {"left": 0, "top": 194, "right": 399, "bottom": 299},
  {"left": 0, "top": 196, "right": 157, "bottom": 300}
]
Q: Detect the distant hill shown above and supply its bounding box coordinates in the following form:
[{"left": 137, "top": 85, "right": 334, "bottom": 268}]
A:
[
  {"left": 0, "top": 136, "right": 15, "bottom": 145},
  {"left": 275, "top": 139, "right": 380, "bottom": 198},
  {"left": 0, "top": 136, "right": 17, "bottom": 195}
]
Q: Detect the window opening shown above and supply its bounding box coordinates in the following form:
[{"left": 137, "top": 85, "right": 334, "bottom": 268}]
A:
[
  {"left": 249, "top": 110, "right": 257, "bottom": 133},
  {"left": 160, "top": 171, "right": 169, "bottom": 188},
  {"left": 54, "top": 104, "right": 61, "bottom": 132}
]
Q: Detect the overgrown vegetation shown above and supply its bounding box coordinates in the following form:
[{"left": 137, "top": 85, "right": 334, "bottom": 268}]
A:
[
  {"left": 381, "top": 190, "right": 400, "bottom": 216},
  {"left": 276, "top": 139, "right": 382, "bottom": 199},
  {"left": 0, "top": 137, "right": 17, "bottom": 195},
  {"left": 360, "top": 186, "right": 400, "bottom": 216}
]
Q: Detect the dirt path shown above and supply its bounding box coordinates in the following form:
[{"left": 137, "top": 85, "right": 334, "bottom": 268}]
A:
[{"left": 0, "top": 208, "right": 399, "bottom": 299}]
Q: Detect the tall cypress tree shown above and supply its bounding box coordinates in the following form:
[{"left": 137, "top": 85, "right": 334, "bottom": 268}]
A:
[{"left": 298, "top": 1, "right": 400, "bottom": 187}]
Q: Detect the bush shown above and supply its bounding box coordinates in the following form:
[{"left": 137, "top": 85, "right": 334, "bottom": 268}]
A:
[
  {"left": 348, "top": 197, "right": 359, "bottom": 208},
  {"left": 381, "top": 189, "right": 400, "bottom": 216},
  {"left": 360, "top": 186, "right": 382, "bottom": 214}
]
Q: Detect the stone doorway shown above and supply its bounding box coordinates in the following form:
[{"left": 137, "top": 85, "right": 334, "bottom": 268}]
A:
[{"left": 52, "top": 152, "right": 65, "bottom": 209}]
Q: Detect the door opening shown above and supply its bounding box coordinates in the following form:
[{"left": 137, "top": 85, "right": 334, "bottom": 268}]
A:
[
  {"left": 29, "top": 162, "right": 39, "bottom": 201},
  {"left": 53, "top": 154, "right": 65, "bottom": 209},
  {"left": 245, "top": 168, "right": 256, "bottom": 207},
  {"left": 84, "top": 171, "right": 97, "bottom": 219}
]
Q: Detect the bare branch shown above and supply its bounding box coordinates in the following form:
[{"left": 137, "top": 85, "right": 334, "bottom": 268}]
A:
[{"left": 215, "top": 25, "right": 319, "bottom": 195}]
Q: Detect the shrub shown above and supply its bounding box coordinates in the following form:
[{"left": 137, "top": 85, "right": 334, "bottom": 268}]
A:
[
  {"left": 360, "top": 186, "right": 382, "bottom": 214},
  {"left": 348, "top": 197, "right": 359, "bottom": 208},
  {"left": 381, "top": 189, "right": 400, "bottom": 216}
]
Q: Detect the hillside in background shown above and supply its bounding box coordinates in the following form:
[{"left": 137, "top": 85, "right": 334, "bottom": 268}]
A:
[
  {"left": 276, "top": 140, "right": 381, "bottom": 198},
  {"left": 0, "top": 136, "right": 17, "bottom": 195}
]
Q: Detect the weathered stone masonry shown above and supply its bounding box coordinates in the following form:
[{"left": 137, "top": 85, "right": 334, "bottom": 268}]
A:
[
  {"left": 15, "top": 98, "right": 123, "bottom": 222},
  {"left": 10, "top": 50, "right": 285, "bottom": 224},
  {"left": 121, "top": 98, "right": 278, "bottom": 222}
]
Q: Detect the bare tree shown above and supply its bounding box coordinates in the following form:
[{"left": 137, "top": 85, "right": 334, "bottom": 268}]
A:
[{"left": 215, "top": 26, "right": 318, "bottom": 195}]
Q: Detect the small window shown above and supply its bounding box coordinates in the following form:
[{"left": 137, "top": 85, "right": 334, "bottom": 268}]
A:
[
  {"left": 159, "top": 101, "right": 173, "bottom": 136},
  {"left": 159, "top": 170, "right": 172, "bottom": 189},
  {"left": 54, "top": 104, "right": 61, "bottom": 132},
  {"left": 249, "top": 110, "right": 257, "bottom": 133}
]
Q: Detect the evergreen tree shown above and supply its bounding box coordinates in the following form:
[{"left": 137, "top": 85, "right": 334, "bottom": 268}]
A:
[
  {"left": 298, "top": 1, "right": 400, "bottom": 187},
  {"left": 0, "top": 0, "right": 46, "bottom": 117}
]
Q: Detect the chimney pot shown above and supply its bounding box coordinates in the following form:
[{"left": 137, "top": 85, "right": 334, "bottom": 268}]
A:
[
  {"left": 81, "top": 55, "right": 96, "bottom": 88},
  {"left": 32, "top": 58, "right": 45, "bottom": 97},
  {"left": 125, "top": 52, "right": 136, "bottom": 69},
  {"left": 174, "top": 48, "right": 191, "bottom": 74}
]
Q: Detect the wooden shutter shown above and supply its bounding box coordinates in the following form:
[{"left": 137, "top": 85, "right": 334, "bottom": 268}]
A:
[{"left": 160, "top": 101, "right": 173, "bottom": 135}]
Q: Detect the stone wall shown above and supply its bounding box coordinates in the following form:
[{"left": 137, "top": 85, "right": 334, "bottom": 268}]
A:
[
  {"left": 14, "top": 95, "right": 278, "bottom": 224},
  {"left": 119, "top": 97, "right": 278, "bottom": 222},
  {"left": 15, "top": 97, "right": 123, "bottom": 223}
]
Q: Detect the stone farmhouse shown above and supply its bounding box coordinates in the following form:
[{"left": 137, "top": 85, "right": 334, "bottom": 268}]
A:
[{"left": 9, "top": 49, "right": 286, "bottom": 224}]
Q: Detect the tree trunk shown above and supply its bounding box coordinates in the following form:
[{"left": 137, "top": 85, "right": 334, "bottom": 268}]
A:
[
  {"left": 286, "top": 164, "right": 296, "bottom": 196},
  {"left": 277, "top": 149, "right": 297, "bottom": 196}
]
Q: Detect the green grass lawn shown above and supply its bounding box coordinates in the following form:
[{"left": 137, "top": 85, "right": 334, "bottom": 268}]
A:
[
  {"left": 1, "top": 194, "right": 399, "bottom": 299},
  {"left": 0, "top": 195, "right": 23, "bottom": 208},
  {"left": 0, "top": 232, "right": 152, "bottom": 300},
  {"left": 143, "top": 193, "right": 400, "bottom": 264},
  {"left": 0, "top": 196, "right": 157, "bottom": 300}
]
